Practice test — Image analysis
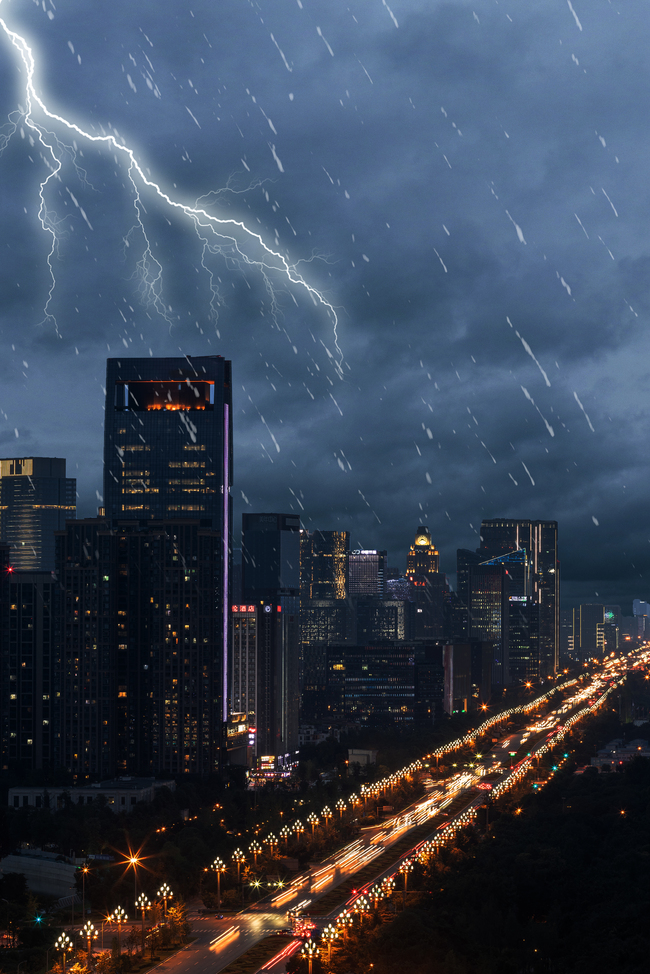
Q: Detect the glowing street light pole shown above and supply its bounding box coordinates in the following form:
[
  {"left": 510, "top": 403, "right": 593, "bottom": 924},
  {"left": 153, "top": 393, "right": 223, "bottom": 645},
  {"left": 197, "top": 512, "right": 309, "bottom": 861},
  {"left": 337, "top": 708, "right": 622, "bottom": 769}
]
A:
[
  {"left": 307, "top": 812, "right": 318, "bottom": 836},
  {"left": 127, "top": 855, "right": 141, "bottom": 908},
  {"left": 300, "top": 937, "right": 318, "bottom": 974},
  {"left": 249, "top": 840, "right": 262, "bottom": 868},
  {"left": 136, "top": 893, "right": 150, "bottom": 953},
  {"left": 157, "top": 884, "right": 172, "bottom": 918},
  {"left": 400, "top": 856, "right": 413, "bottom": 907},
  {"left": 110, "top": 906, "right": 128, "bottom": 954},
  {"left": 55, "top": 933, "right": 72, "bottom": 974},
  {"left": 211, "top": 857, "right": 226, "bottom": 910},
  {"left": 322, "top": 923, "right": 338, "bottom": 962},
  {"left": 232, "top": 848, "right": 246, "bottom": 884},
  {"left": 82, "top": 921, "right": 97, "bottom": 959},
  {"left": 81, "top": 865, "right": 89, "bottom": 920}
]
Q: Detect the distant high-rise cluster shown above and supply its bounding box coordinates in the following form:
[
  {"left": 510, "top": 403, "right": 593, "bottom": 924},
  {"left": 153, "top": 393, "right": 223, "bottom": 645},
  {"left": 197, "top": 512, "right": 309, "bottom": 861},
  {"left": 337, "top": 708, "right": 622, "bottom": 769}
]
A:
[{"left": 0, "top": 353, "right": 637, "bottom": 787}]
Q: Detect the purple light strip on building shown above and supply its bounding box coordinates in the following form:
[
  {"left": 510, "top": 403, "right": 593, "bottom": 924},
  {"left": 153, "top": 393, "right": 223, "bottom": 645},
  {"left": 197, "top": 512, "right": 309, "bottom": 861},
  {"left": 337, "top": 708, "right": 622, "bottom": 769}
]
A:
[{"left": 222, "top": 402, "right": 230, "bottom": 723}]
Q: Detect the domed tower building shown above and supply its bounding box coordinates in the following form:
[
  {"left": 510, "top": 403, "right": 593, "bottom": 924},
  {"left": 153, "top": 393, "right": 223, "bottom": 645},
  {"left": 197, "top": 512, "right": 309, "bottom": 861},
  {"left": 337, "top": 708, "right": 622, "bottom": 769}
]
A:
[
  {"left": 406, "top": 526, "right": 446, "bottom": 640},
  {"left": 406, "top": 525, "right": 439, "bottom": 577}
]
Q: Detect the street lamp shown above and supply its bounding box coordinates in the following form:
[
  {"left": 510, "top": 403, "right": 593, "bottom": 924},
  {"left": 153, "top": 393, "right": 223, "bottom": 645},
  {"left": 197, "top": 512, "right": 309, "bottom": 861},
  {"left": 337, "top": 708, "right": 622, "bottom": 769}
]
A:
[
  {"left": 336, "top": 909, "right": 354, "bottom": 939},
  {"left": 294, "top": 820, "right": 304, "bottom": 844},
  {"left": 249, "top": 840, "right": 262, "bottom": 867},
  {"left": 353, "top": 894, "right": 369, "bottom": 920},
  {"left": 265, "top": 833, "right": 278, "bottom": 856},
  {"left": 108, "top": 906, "right": 129, "bottom": 954},
  {"left": 322, "top": 923, "right": 338, "bottom": 962},
  {"left": 321, "top": 805, "right": 332, "bottom": 827},
  {"left": 335, "top": 798, "right": 346, "bottom": 820},
  {"left": 126, "top": 854, "right": 141, "bottom": 907},
  {"left": 81, "top": 864, "right": 89, "bottom": 919},
  {"left": 157, "top": 884, "right": 173, "bottom": 918},
  {"left": 136, "top": 893, "right": 150, "bottom": 953},
  {"left": 368, "top": 885, "right": 384, "bottom": 909},
  {"left": 55, "top": 932, "right": 72, "bottom": 973},
  {"left": 232, "top": 848, "right": 246, "bottom": 884},
  {"left": 300, "top": 937, "right": 318, "bottom": 974},
  {"left": 279, "top": 825, "right": 291, "bottom": 846},
  {"left": 307, "top": 812, "right": 319, "bottom": 836},
  {"left": 211, "top": 857, "right": 226, "bottom": 910},
  {"left": 399, "top": 859, "right": 414, "bottom": 909},
  {"left": 109, "top": 905, "right": 128, "bottom": 954},
  {"left": 82, "top": 921, "right": 97, "bottom": 959},
  {"left": 380, "top": 875, "right": 396, "bottom": 908}
]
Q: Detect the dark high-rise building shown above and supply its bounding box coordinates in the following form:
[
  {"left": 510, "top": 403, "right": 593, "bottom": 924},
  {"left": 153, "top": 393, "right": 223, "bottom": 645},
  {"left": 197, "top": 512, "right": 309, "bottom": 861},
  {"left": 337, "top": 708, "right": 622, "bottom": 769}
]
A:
[
  {"left": 242, "top": 513, "right": 300, "bottom": 600},
  {"left": 57, "top": 518, "right": 224, "bottom": 778},
  {"left": 354, "top": 598, "right": 413, "bottom": 642},
  {"left": 479, "top": 519, "right": 559, "bottom": 677},
  {"left": 104, "top": 356, "right": 232, "bottom": 526},
  {"left": 0, "top": 545, "right": 57, "bottom": 775},
  {"left": 55, "top": 519, "right": 115, "bottom": 780},
  {"left": 301, "top": 600, "right": 352, "bottom": 649},
  {"left": 455, "top": 548, "right": 483, "bottom": 637},
  {"left": 56, "top": 355, "right": 233, "bottom": 780},
  {"left": 55, "top": 517, "right": 224, "bottom": 779},
  {"left": 480, "top": 547, "right": 538, "bottom": 682},
  {"left": 442, "top": 641, "right": 493, "bottom": 715},
  {"left": 242, "top": 514, "right": 300, "bottom": 766},
  {"left": 467, "top": 561, "right": 509, "bottom": 686},
  {"left": 559, "top": 608, "right": 575, "bottom": 665},
  {"left": 578, "top": 604, "right": 604, "bottom": 659},
  {"left": 348, "top": 550, "right": 387, "bottom": 598},
  {"left": 0, "top": 457, "right": 76, "bottom": 571},
  {"left": 329, "top": 643, "right": 417, "bottom": 723},
  {"left": 231, "top": 604, "right": 258, "bottom": 720},
  {"left": 300, "top": 529, "right": 349, "bottom": 600},
  {"left": 104, "top": 355, "right": 233, "bottom": 725}
]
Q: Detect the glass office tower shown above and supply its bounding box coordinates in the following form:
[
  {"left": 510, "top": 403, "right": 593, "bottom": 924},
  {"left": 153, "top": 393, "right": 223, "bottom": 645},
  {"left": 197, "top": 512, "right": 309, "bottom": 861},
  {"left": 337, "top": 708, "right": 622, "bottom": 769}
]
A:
[
  {"left": 104, "top": 356, "right": 232, "bottom": 526},
  {"left": 0, "top": 457, "right": 76, "bottom": 570}
]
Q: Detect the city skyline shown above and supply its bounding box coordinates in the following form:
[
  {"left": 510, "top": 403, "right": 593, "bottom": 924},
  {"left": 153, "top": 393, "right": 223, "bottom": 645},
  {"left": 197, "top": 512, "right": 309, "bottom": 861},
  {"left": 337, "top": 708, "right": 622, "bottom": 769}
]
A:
[{"left": 1, "top": 1, "right": 649, "bottom": 611}]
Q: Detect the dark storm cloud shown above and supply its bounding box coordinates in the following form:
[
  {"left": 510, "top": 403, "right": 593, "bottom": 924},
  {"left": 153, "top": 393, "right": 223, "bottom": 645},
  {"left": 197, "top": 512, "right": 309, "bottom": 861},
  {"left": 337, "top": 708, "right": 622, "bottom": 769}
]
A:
[{"left": 1, "top": 0, "right": 649, "bottom": 610}]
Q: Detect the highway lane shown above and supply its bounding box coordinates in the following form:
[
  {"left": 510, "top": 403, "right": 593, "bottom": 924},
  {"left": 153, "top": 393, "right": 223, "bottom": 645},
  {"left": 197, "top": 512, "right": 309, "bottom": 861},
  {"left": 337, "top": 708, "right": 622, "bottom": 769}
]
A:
[{"left": 92, "top": 650, "right": 650, "bottom": 974}]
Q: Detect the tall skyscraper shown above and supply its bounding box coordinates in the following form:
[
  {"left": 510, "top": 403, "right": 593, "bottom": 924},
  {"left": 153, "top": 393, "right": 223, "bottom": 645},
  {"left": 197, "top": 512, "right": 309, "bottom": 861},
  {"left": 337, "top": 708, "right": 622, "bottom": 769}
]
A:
[
  {"left": 56, "top": 517, "right": 224, "bottom": 779},
  {"left": 231, "top": 604, "right": 258, "bottom": 719},
  {"left": 104, "top": 356, "right": 232, "bottom": 526},
  {"left": 56, "top": 355, "right": 233, "bottom": 780},
  {"left": 242, "top": 514, "right": 300, "bottom": 767},
  {"left": 455, "top": 548, "right": 483, "bottom": 637},
  {"left": 300, "top": 529, "right": 349, "bottom": 600},
  {"left": 467, "top": 561, "right": 509, "bottom": 686},
  {"left": 0, "top": 457, "right": 76, "bottom": 570},
  {"left": 104, "top": 355, "right": 232, "bottom": 724},
  {"left": 406, "top": 526, "right": 445, "bottom": 640},
  {"left": 578, "top": 603, "right": 604, "bottom": 659},
  {"left": 479, "top": 519, "right": 559, "bottom": 677},
  {"left": 242, "top": 513, "right": 301, "bottom": 599},
  {"left": 0, "top": 545, "right": 57, "bottom": 775},
  {"left": 348, "top": 550, "right": 387, "bottom": 598},
  {"left": 480, "top": 548, "right": 538, "bottom": 682}
]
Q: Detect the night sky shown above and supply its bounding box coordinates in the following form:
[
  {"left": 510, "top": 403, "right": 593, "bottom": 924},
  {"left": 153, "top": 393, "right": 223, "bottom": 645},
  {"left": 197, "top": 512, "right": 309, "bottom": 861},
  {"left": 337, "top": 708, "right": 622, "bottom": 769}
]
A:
[{"left": 0, "top": 0, "right": 648, "bottom": 611}]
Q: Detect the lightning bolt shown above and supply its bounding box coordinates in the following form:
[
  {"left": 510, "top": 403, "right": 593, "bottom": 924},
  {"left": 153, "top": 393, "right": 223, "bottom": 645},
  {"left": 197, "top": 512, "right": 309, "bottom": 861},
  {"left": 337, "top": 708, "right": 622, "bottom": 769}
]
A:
[{"left": 0, "top": 12, "right": 343, "bottom": 370}]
